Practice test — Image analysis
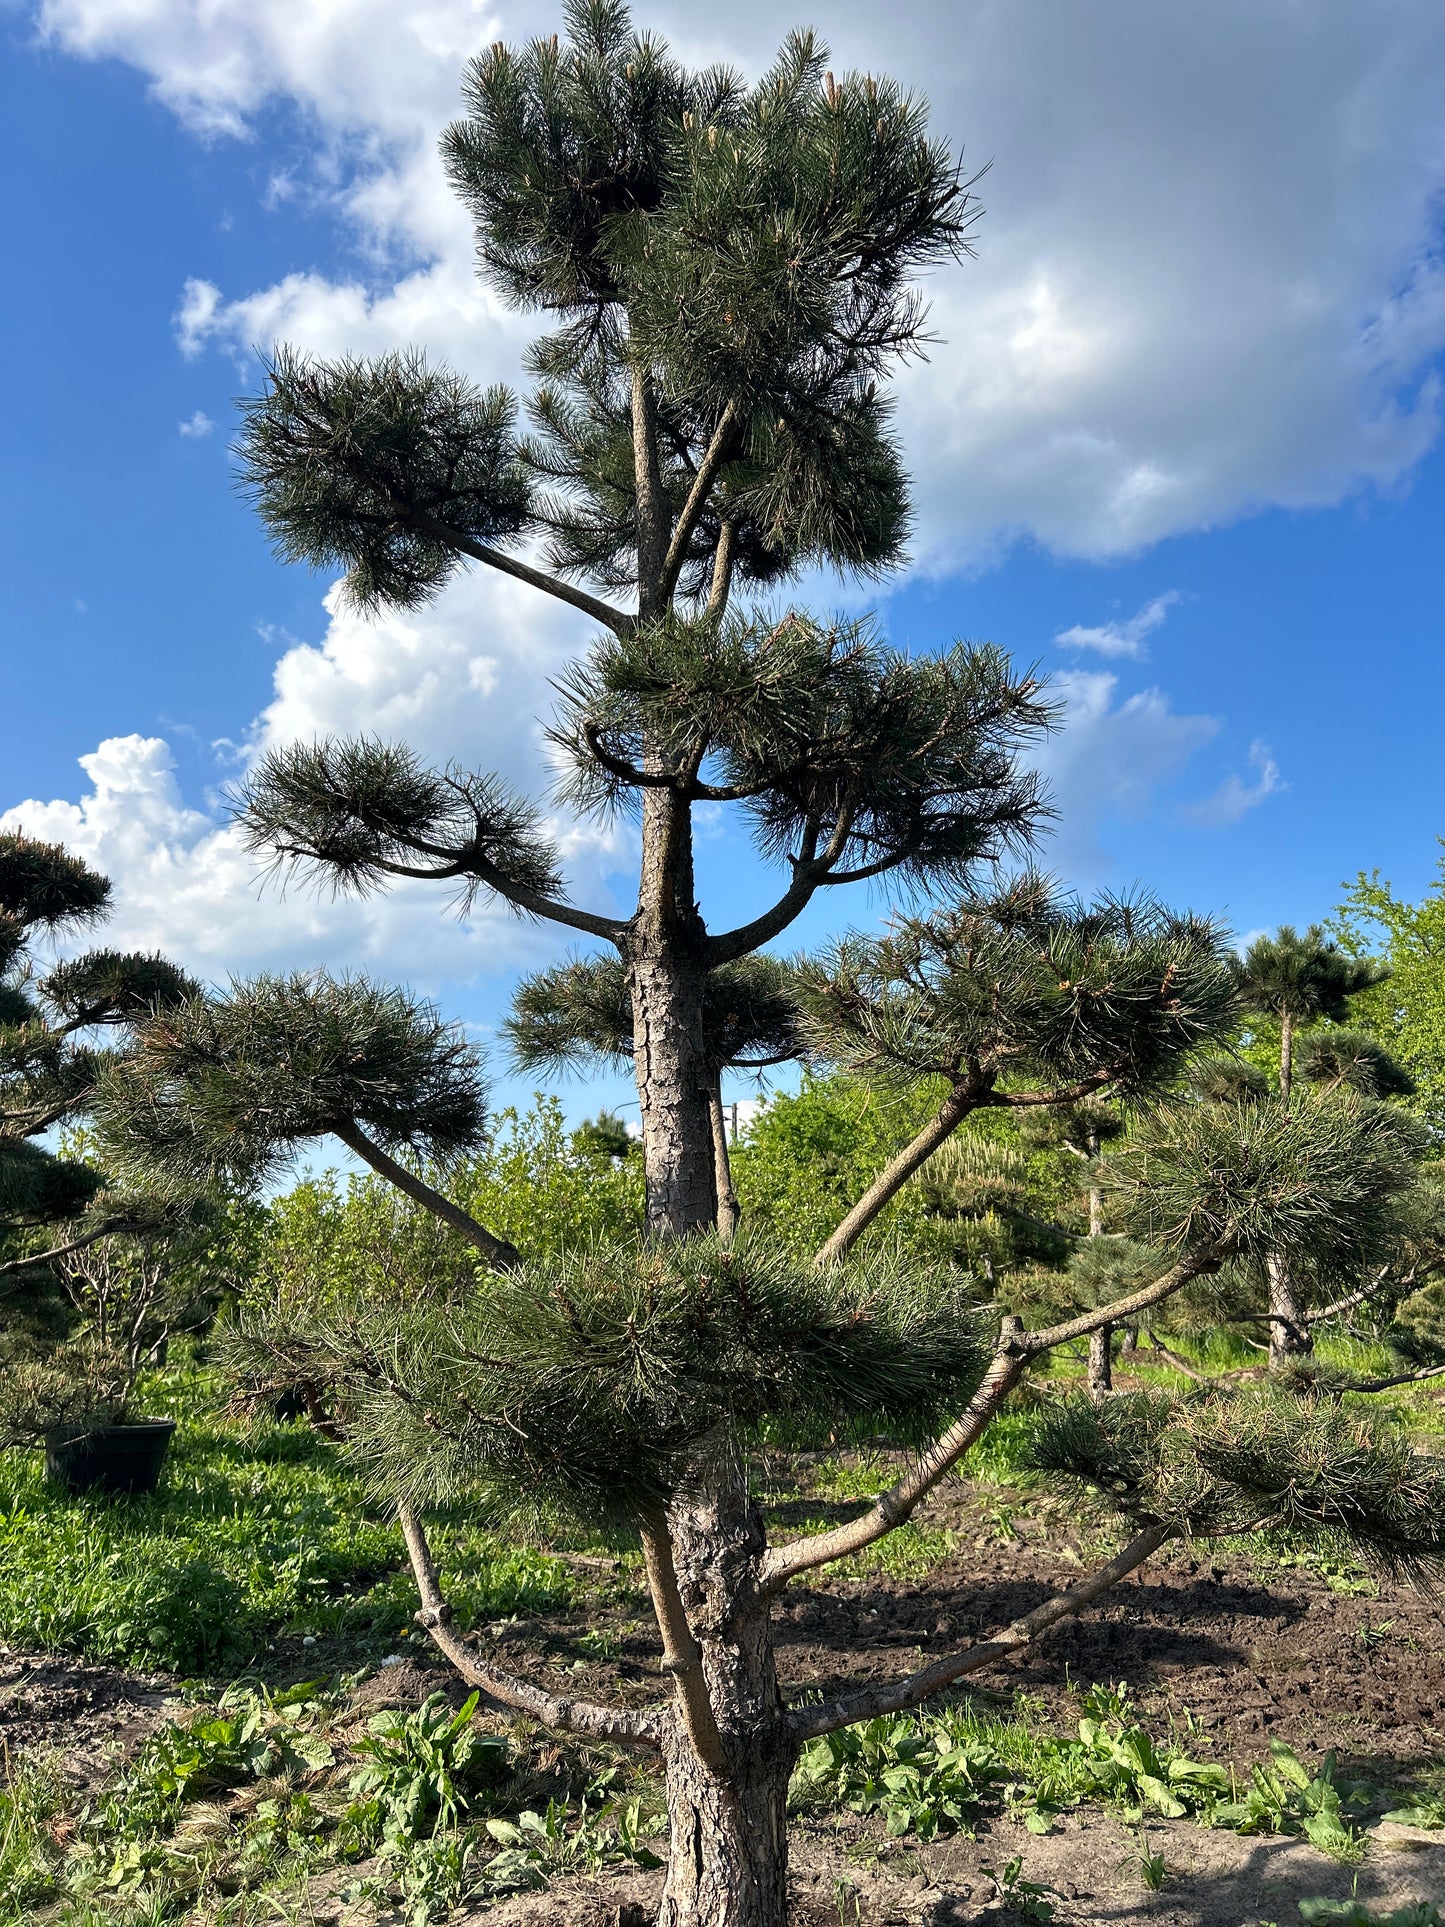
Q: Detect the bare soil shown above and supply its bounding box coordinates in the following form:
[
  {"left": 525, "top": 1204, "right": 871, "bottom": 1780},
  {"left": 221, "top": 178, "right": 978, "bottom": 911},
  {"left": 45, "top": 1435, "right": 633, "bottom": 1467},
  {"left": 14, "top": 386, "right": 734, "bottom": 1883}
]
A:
[{"left": 8, "top": 1465, "right": 1445, "bottom": 1924}]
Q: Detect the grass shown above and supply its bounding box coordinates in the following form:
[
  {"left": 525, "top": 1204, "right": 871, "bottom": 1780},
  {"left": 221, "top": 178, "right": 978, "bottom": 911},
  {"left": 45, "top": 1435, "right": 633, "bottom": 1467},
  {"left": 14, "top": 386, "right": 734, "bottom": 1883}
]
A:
[{"left": 0, "top": 1364, "right": 574, "bottom": 1675}]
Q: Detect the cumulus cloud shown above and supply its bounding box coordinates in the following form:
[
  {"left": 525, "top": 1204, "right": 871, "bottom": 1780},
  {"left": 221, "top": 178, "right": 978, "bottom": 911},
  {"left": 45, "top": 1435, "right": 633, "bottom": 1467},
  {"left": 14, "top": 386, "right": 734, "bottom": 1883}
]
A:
[
  {"left": 1, "top": 567, "right": 633, "bottom": 988},
  {"left": 1031, "top": 669, "right": 1218, "bottom": 876},
  {"left": 177, "top": 408, "right": 213, "bottom": 437},
  {"left": 1055, "top": 591, "right": 1180, "bottom": 661},
  {"left": 1182, "top": 739, "right": 1286, "bottom": 828},
  {"left": 35, "top": 0, "right": 1445, "bottom": 565}
]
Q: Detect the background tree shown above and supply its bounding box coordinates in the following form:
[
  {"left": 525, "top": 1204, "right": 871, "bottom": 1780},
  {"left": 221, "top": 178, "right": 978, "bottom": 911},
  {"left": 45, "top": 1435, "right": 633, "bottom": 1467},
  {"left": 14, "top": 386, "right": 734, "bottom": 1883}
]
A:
[
  {"left": 1234, "top": 923, "right": 1391, "bottom": 1367},
  {"left": 0, "top": 833, "right": 194, "bottom": 1380},
  {"left": 94, "top": 12, "right": 1445, "bottom": 1924},
  {"left": 1336, "top": 857, "right": 1445, "bottom": 1130}
]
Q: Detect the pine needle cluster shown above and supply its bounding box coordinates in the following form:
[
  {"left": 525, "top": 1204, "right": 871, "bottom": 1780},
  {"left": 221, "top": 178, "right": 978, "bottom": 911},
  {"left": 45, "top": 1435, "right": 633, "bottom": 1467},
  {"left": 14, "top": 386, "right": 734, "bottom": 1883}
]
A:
[
  {"left": 95, "top": 974, "right": 489, "bottom": 1190},
  {"left": 1107, "top": 1091, "right": 1423, "bottom": 1276},
  {"left": 1031, "top": 1386, "right": 1445, "bottom": 1585},
  {"left": 506, "top": 952, "right": 802, "bottom": 1077},
  {"left": 248, "top": 1232, "right": 991, "bottom": 1528},
  {"left": 798, "top": 877, "right": 1238, "bottom": 1098}
]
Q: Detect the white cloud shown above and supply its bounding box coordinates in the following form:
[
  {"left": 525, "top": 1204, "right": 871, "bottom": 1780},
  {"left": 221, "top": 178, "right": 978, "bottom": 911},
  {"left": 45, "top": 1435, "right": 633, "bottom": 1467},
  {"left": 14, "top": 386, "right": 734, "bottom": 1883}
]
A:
[
  {"left": 1182, "top": 739, "right": 1286, "bottom": 828},
  {"left": 34, "top": 0, "right": 1445, "bottom": 564},
  {"left": 1055, "top": 591, "right": 1180, "bottom": 661},
  {"left": 1031, "top": 669, "right": 1218, "bottom": 876},
  {"left": 177, "top": 408, "right": 213, "bottom": 437},
  {"left": 1, "top": 568, "right": 633, "bottom": 988}
]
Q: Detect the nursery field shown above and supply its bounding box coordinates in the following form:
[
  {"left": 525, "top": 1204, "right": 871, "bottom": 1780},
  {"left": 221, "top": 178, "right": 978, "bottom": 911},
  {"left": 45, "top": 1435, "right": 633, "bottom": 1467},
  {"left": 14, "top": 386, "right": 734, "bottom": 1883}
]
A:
[{"left": 4, "top": 1353, "right": 1445, "bottom": 1927}]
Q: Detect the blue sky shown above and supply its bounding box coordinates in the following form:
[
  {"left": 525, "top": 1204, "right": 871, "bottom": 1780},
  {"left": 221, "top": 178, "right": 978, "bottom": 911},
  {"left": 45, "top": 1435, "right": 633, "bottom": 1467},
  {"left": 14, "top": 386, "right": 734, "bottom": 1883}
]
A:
[{"left": 4, "top": 0, "right": 1445, "bottom": 1124}]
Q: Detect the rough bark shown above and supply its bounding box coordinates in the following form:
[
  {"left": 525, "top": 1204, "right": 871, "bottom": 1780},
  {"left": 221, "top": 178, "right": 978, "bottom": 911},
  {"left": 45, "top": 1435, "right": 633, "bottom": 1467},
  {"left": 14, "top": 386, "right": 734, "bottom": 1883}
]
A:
[
  {"left": 1087, "top": 1324, "right": 1113, "bottom": 1398},
  {"left": 1266, "top": 1250, "right": 1313, "bottom": 1370},
  {"left": 656, "top": 1473, "right": 795, "bottom": 1927},
  {"left": 629, "top": 784, "right": 717, "bottom": 1237}
]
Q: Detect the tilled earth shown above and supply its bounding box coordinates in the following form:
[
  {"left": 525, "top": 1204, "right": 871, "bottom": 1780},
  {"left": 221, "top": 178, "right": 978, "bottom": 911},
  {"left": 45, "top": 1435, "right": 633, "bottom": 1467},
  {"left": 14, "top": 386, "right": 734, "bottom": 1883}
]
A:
[{"left": 6, "top": 1462, "right": 1445, "bottom": 1924}]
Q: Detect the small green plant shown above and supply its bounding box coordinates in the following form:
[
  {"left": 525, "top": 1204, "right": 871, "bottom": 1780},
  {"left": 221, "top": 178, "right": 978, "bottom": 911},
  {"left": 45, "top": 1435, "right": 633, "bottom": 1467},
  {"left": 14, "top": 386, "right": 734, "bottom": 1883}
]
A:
[
  {"left": 792, "top": 1713, "right": 1006, "bottom": 1838},
  {"left": 1137, "top": 1837, "right": 1168, "bottom": 1890},
  {"left": 1380, "top": 1795, "right": 1445, "bottom": 1828},
  {"left": 1216, "top": 1740, "right": 1369, "bottom": 1861},
  {"left": 1074, "top": 1682, "right": 1228, "bottom": 1820},
  {"left": 348, "top": 1690, "right": 509, "bottom": 1844},
  {"left": 982, "top": 1854, "right": 1057, "bottom": 1922}
]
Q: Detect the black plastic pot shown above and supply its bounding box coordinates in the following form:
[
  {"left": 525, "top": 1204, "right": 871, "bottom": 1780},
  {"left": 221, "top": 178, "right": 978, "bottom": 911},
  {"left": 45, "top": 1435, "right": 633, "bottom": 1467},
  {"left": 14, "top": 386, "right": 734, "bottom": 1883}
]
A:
[{"left": 45, "top": 1418, "right": 177, "bottom": 1496}]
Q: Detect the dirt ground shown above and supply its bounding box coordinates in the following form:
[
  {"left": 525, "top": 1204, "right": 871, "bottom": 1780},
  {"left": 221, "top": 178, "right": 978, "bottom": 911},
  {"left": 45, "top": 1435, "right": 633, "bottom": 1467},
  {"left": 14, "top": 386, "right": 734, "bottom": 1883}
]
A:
[{"left": 7, "top": 1467, "right": 1445, "bottom": 1924}]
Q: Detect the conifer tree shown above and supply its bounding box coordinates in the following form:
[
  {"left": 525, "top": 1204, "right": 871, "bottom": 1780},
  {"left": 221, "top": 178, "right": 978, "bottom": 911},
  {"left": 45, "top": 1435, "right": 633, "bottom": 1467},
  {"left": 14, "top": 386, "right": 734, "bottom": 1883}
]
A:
[
  {"left": 0, "top": 833, "right": 194, "bottom": 1361},
  {"left": 96, "top": 13, "right": 1445, "bottom": 1923},
  {"left": 1235, "top": 925, "right": 1392, "bottom": 1366}
]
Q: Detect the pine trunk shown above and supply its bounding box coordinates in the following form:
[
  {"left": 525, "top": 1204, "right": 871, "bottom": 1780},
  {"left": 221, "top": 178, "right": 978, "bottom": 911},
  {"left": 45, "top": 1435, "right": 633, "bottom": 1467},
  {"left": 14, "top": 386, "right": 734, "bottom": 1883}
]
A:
[
  {"left": 1266, "top": 1251, "right": 1311, "bottom": 1369},
  {"left": 629, "top": 788, "right": 717, "bottom": 1237},
  {"left": 657, "top": 1478, "right": 794, "bottom": 1927}
]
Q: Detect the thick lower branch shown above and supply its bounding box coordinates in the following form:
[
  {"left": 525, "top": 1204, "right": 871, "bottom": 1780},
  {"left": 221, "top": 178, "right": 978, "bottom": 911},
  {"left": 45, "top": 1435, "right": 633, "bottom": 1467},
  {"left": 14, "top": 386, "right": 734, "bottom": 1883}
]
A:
[
  {"left": 333, "top": 1124, "right": 521, "bottom": 1271},
  {"left": 761, "top": 1340, "right": 1027, "bottom": 1593},
  {"left": 639, "top": 1513, "right": 726, "bottom": 1769},
  {"left": 397, "top": 1501, "right": 662, "bottom": 1747},
  {"left": 790, "top": 1522, "right": 1172, "bottom": 1740}
]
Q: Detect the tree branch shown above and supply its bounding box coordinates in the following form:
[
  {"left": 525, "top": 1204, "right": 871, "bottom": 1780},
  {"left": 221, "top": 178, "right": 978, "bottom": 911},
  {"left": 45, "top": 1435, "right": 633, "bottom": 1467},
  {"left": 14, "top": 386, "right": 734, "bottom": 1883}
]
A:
[
  {"left": 813, "top": 1078, "right": 984, "bottom": 1267},
  {"left": 660, "top": 401, "right": 741, "bottom": 604},
  {"left": 706, "top": 519, "right": 736, "bottom": 623},
  {"left": 407, "top": 509, "right": 632, "bottom": 634},
  {"left": 1021, "top": 1246, "right": 1229, "bottom": 1354},
  {"left": 397, "top": 1500, "right": 662, "bottom": 1747},
  {"left": 760, "top": 1339, "right": 1028, "bottom": 1593},
  {"left": 789, "top": 1523, "right": 1172, "bottom": 1740},
  {"left": 332, "top": 1123, "right": 521, "bottom": 1271},
  {"left": 639, "top": 1512, "right": 725, "bottom": 1768},
  {"left": 0, "top": 1224, "right": 128, "bottom": 1277},
  {"left": 705, "top": 813, "right": 855, "bottom": 967}
]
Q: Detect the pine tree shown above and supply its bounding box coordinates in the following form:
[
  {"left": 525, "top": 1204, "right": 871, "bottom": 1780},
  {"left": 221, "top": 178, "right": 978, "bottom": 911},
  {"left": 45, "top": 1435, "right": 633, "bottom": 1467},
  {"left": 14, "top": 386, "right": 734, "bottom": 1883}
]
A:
[
  {"left": 1236, "top": 925, "right": 1393, "bottom": 1367},
  {"left": 94, "top": 13, "right": 1445, "bottom": 1922}
]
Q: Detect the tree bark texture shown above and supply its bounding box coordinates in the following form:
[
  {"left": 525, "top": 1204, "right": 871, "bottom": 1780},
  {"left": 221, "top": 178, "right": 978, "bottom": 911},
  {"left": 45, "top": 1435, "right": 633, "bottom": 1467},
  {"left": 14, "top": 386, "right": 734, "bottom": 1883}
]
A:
[
  {"left": 1266, "top": 1251, "right": 1312, "bottom": 1369},
  {"left": 1088, "top": 1324, "right": 1113, "bottom": 1398},
  {"left": 629, "top": 789, "right": 717, "bottom": 1237},
  {"left": 656, "top": 1474, "right": 796, "bottom": 1927}
]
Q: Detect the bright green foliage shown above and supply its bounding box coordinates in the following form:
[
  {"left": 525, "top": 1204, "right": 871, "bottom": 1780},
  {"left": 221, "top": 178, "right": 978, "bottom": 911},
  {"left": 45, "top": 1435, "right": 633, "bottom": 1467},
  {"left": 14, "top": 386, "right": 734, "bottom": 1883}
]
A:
[
  {"left": 1030, "top": 1387, "right": 1445, "bottom": 1580},
  {"left": 452, "top": 1098, "right": 644, "bottom": 1256},
  {"left": 791, "top": 1713, "right": 1007, "bottom": 1838},
  {"left": 341, "top": 1232, "right": 990, "bottom": 1524},
  {"left": 0, "top": 1367, "right": 573, "bottom": 1671},
  {"left": 1215, "top": 1739, "right": 1369, "bottom": 1860},
  {"left": 1337, "top": 860, "right": 1445, "bottom": 1130},
  {"left": 728, "top": 1071, "right": 945, "bottom": 1256},
  {"left": 349, "top": 1692, "right": 511, "bottom": 1843}
]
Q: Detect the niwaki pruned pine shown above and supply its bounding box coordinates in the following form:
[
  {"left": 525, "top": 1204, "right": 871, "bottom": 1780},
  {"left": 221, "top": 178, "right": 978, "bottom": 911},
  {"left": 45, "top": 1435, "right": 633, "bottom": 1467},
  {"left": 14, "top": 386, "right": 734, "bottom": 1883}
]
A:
[{"left": 96, "top": 8, "right": 1445, "bottom": 1923}]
